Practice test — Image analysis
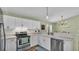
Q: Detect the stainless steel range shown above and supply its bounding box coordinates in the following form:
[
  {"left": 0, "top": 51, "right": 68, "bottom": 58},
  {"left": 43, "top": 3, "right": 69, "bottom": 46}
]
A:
[{"left": 15, "top": 32, "right": 30, "bottom": 51}]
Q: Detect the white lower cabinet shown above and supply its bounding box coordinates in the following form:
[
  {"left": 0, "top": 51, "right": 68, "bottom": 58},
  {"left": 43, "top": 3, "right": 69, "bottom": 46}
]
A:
[
  {"left": 32, "top": 35, "right": 62, "bottom": 51},
  {"left": 38, "top": 36, "right": 51, "bottom": 50},
  {"left": 64, "top": 40, "right": 73, "bottom": 51},
  {"left": 30, "top": 35, "right": 38, "bottom": 47},
  {"left": 6, "top": 38, "right": 16, "bottom": 51},
  {"left": 5, "top": 35, "right": 73, "bottom": 51}
]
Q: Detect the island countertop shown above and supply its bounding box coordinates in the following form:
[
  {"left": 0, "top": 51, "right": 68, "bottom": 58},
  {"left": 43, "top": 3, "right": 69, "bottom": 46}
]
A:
[{"left": 40, "top": 33, "right": 74, "bottom": 41}]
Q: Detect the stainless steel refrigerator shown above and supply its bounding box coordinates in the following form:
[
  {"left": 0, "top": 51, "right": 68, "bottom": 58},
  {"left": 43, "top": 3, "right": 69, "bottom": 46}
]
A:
[{"left": 0, "top": 8, "right": 6, "bottom": 51}]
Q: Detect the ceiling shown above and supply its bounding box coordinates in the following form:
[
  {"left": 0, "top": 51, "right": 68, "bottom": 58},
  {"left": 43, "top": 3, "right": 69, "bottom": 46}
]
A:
[{"left": 1, "top": 7, "right": 79, "bottom": 22}]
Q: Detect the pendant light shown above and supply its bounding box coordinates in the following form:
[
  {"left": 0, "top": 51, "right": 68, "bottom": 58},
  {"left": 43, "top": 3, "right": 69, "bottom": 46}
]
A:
[
  {"left": 46, "top": 7, "right": 48, "bottom": 19},
  {"left": 60, "top": 16, "right": 68, "bottom": 26},
  {"left": 61, "top": 16, "right": 64, "bottom": 25},
  {"left": 46, "top": 7, "right": 50, "bottom": 34}
]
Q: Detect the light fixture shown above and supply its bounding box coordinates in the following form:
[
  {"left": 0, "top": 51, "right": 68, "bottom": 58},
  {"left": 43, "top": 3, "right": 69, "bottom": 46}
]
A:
[
  {"left": 61, "top": 16, "right": 64, "bottom": 25},
  {"left": 46, "top": 7, "right": 48, "bottom": 19},
  {"left": 61, "top": 16, "right": 63, "bottom": 20},
  {"left": 46, "top": 7, "right": 50, "bottom": 35}
]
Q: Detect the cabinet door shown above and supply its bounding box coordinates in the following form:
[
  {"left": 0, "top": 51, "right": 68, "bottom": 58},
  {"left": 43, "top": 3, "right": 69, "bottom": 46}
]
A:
[
  {"left": 43, "top": 37, "right": 50, "bottom": 50},
  {"left": 15, "top": 17, "right": 22, "bottom": 27},
  {"left": 22, "top": 19, "right": 32, "bottom": 29},
  {"left": 31, "top": 20, "right": 40, "bottom": 29},
  {"left": 38, "top": 36, "right": 44, "bottom": 47},
  {"left": 23, "top": 19, "right": 40, "bottom": 29},
  {"left": 6, "top": 38, "right": 16, "bottom": 51},
  {"left": 38, "top": 36, "right": 50, "bottom": 50},
  {"left": 30, "top": 35, "right": 38, "bottom": 47},
  {"left": 3, "top": 15, "right": 16, "bottom": 30},
  {"left": 64, "top": 40, "right": 73, "bottom": 51}
]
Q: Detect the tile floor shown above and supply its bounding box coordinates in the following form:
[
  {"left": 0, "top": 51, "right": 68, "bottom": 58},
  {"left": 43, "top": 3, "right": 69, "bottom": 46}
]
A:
[{"left": 26, "top": 45, "right": 48, "bottom": 51}]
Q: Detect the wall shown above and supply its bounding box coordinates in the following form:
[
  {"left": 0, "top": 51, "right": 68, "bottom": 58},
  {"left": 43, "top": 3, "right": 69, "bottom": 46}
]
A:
[
  {"left": 52, "top": 15, "right": 79, "bottom": 51},
  {"left": 52, "top": 23, "right": 59, "bottom": 32}
]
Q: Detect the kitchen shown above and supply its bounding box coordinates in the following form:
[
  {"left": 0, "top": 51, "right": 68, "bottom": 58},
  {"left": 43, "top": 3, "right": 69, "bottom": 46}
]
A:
[{"left": 0, "top": 7, "right": 79, "bottom": 51}]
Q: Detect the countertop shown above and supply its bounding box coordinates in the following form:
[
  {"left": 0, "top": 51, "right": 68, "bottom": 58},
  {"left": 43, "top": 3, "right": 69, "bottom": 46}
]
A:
[
  {"left": 41, "top": 34, "right": 74, "bottom": 41},
  {"left": 6, "top": 36, "right": 16, "bottom": 39},
  {"left": 2, "top": 32, "right": 74, "bottom": 41},
  {"left": 1, "top": 36, "right": 16, "bottom": 40}
]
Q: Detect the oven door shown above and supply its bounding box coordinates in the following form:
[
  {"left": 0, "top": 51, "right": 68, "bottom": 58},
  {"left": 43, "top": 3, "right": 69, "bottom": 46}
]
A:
[{"left": 17, "top": 37, "right": 30, "bottom": 50}]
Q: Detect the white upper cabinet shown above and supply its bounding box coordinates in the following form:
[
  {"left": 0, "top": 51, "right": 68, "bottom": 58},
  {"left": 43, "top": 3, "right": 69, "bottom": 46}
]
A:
[
  {"left": 31, "top": 20, "right": 40, "bottom": 29},
  {"left": 3, "top": 15, "right": 16, "bottom": 30},
  {"left": 22, "top": 19, "right": 33, "bottom": 29},
  {"left": 15, "top": 17, "right": 22, "bottom": 27},
  {"left": 3, "top": 15, "right": 40, "bottom": 31},
  {"left": 14, "top": 16, "right": 40, "bottom": 30},
  {"left": 21, "top": 19, "right": 40, "bottom": 29}
]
